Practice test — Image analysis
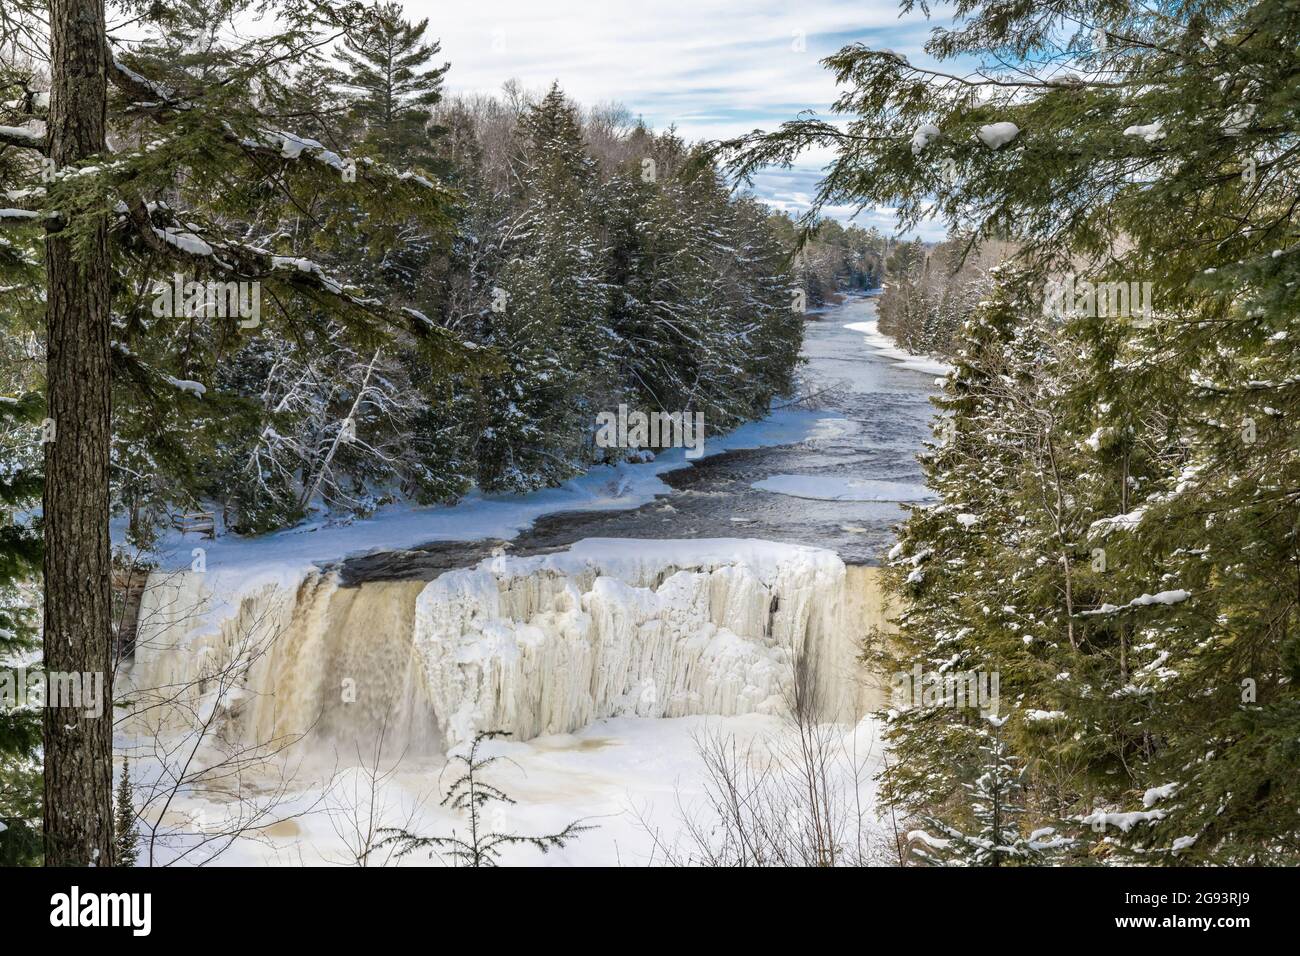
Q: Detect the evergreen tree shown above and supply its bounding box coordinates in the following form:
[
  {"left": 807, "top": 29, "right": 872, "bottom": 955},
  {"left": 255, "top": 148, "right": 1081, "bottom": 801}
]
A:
[
  {"left": 377, "top": 731, "right": 591, "bottom": 867},
  {"left": 911, "top": 716, "right": 1070, "bottom": 866},
  {"left": 0, "top": 392, "right": 42, "bottom": 866},
  {"left": 475, "top": 84, "right": 614, "bottom": 491},
  {"left": 0, "top": 29, "right": 47, "bottom": 866},
  {"left": 0, "top": 0, "right": 481, "bottom": 856},
  {"left": 328, "top": 1, "right": 449, "bottom": 168},
  {"left": 113, "top": 757, "right": 138, "bottom": 867}
]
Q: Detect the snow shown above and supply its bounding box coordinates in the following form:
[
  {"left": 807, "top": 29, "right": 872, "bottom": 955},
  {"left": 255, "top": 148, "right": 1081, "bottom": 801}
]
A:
[
  {"left": 907, "top": 829, "right": 950, "bottom": 850},
  {"left": 752, "top": 474, "right": 936, "bottom": 503},
  {"left": 910, "top": 123, "right": 941, "bottom": 155},
  {"left": 164, "top": 376, "right": 206, "bottom": 397},
  {"left": 0, "top": 208, "right": 38, "bottom": 220},
  {"left": 976, "top": 122, "right": 1020, "bottom": 149},
  {"left": 1130, "top": 589, "right": 1190, "bottom": 607},
  {"left": 843, "top": 319, "right": 954, "bottom": 376},
  {"left": 0, "top": 124, "right": 43, "bottom": 144},
  {"left": 282, "top": 132, "right": 345, "bottom": 171},
  {"left": 1222, "top": 105, "right": 1254, "bottom": 136},
  {"left": 1143, "top": 783, "right": 1179, "bottom": 808},
  {"left": 1123, "top": 121, "right": 1165, "bottom": 143},
  {"left": 1024, "top": 709, "right": 1065, "bottom": 722},
  {"left": 1082, "top": 589, "right": 1190, "bottom": 617},
  {"left": 1079, "top": 808, "right": 1165, "bottom": 831},
  {"left": 240, "top": 130, "right": 348, "bottom": 173},
  {"left": 1171, "top": 835, "right": 1197, "bottom": 854},
  {"left": 270, "top": 256, "right": 345, "bottom": 294},
  {"left": 403, "top": 307, "right": 433, "bottom": 328},
  {"left": 955, "top": 513, "right": 978, "bottom": 528},
  {"left": 1089, "top": 505, "right": 1148, "bottom": 536},
  {"left": 121, "top": 713, "right": 888, "bottom": 867},
  {"left": 152, "top": 227, "right": 213, "bottom": 257},
  {"left": 398, "top": 170, "right": 436, "bottom": 189}
]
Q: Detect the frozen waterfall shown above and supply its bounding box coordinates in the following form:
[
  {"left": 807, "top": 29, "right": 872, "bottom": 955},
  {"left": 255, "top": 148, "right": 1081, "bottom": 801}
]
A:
[{"left": 125, "top": 539, "right": 886, "bottom": 761}]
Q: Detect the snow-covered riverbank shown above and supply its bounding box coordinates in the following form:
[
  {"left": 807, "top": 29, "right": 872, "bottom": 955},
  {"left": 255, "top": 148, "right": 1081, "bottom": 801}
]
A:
[
  {"left": 844, "top": 317, "right": 954, "bottom": 377},
  {"left": 127, "top": 406, "right": 831, "bottom": 585}
]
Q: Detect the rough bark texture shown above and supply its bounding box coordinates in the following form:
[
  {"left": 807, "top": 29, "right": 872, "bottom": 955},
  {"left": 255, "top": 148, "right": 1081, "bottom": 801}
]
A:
[{"left": 42, "top": 0, "right": 114, "bottom": 866}]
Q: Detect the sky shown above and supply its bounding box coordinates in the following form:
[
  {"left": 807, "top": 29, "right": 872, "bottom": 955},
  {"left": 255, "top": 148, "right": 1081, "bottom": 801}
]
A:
[{"left": 402, "top": 0, "right": 952, "bottom": 240}]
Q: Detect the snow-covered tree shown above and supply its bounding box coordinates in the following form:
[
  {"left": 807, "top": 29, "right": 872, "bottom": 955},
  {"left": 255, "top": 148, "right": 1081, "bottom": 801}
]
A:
[{"left": 910, "top": 716, "right": 1070, "bottom": 866}]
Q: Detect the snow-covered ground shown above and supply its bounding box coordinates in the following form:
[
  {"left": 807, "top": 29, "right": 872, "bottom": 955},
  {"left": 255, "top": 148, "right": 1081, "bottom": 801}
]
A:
[
  {"left": 121, "top": 536, "right": 893, "bottom": 866},
  {"left": 129, "top": 714, "right": 890, "bottom": 867},
  {"left": 844, "top": 318, "right": 954, "bottom": 377}
]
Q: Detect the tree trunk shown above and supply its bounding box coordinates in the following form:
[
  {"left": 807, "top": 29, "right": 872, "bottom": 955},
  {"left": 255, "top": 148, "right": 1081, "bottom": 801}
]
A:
[{"left": 42, "top": 0, "right": 114, "bottom": 866}]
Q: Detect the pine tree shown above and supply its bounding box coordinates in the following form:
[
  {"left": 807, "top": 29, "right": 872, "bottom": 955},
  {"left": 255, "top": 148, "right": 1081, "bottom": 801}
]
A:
[
  {"left": 0, "top": 393, "right": 42, "bottom": 866},
  {"left": 377, "top": 731, "right": 591, "bottom": 867},
  {"left": 912, "top": 716, "right": 1072, "bottom": 866},
  {"left": 476, "top": 84, "right": 614, "bottom": 491},
  {"left": 0, "top": 0, "right": 482, "bottom": 857},
  {"left": 327, "top": 1, "right": 449, "bottom": 169},
  {"left": 39, "top": 0, "right": 117, "bottom": 868},
  {"left": 113, "top": 757, "right": 138, "bottom": 868},
  {"left": 0, "top": 26, "right": 46, "bottom": 866}
]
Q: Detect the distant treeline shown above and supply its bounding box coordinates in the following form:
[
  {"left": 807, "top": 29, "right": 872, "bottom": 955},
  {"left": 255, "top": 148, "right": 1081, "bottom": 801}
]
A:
[
  {"left": 877, "top": 237, "right": 1017, "bottom": 359},
  {"left": 777, "top": 218, "right": 887, "bottom": 307}
]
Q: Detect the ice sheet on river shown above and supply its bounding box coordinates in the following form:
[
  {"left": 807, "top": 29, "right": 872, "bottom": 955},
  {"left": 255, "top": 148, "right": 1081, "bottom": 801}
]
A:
[{"left": 752, "top": 474, "right": 936, "bottom": 502}]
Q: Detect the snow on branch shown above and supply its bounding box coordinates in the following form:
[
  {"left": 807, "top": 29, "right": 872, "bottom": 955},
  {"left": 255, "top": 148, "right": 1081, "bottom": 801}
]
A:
[
  {"left": 0, "top": 123, "right": 47, "bottom": 153},
  {"left": 164, "top": 375, "right": 207, "bottom": 397},
  {"left": 1088, "top": 504, "right": 1148, "bottom": 536},
  {"left": 1079, "top": 589, "right": 1191, "bottom": 617},
  {"left": 237, "top": 129, "right": 350, "bottom": 176},
  {"left": 107, "top": 48, "right": 450, "bottom": 197},
  {"left": 109, "top": 56, "right": 191, "bottom": 111},
  {"left": 118, "top": 203, "right": 476, "bottom": 359}
]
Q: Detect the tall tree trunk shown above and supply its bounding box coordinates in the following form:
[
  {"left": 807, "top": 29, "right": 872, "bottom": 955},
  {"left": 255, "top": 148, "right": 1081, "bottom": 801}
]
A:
[{"left": 42, "top": 0, "right": 114, "bottom": 866}]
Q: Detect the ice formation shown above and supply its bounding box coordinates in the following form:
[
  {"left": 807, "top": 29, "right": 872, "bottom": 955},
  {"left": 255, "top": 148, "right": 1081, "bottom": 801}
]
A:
[{"left": 127, "top": 539, "right": 879, "bottom": 761}]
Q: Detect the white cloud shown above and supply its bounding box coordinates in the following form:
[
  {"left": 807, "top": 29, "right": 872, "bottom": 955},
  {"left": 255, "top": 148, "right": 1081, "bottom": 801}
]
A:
[{"left": 404, "top": 0, "right": 951, "bottom": 238}]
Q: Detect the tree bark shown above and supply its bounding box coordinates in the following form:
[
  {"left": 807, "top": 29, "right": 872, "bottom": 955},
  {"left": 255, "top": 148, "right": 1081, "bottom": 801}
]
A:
[{"left": 42, "top": 0, "right": 114, "bottom": 866}]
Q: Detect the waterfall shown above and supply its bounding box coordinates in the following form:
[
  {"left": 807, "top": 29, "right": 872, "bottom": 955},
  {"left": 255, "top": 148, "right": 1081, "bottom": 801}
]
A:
[{"left": 126, "top": 539, "right": 888, "bottom": 762}]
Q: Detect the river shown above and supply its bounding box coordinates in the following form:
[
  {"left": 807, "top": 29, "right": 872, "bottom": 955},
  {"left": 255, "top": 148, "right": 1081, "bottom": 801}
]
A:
[{"left": 338, "top": 293, "right": 940, "bottom": 582}]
